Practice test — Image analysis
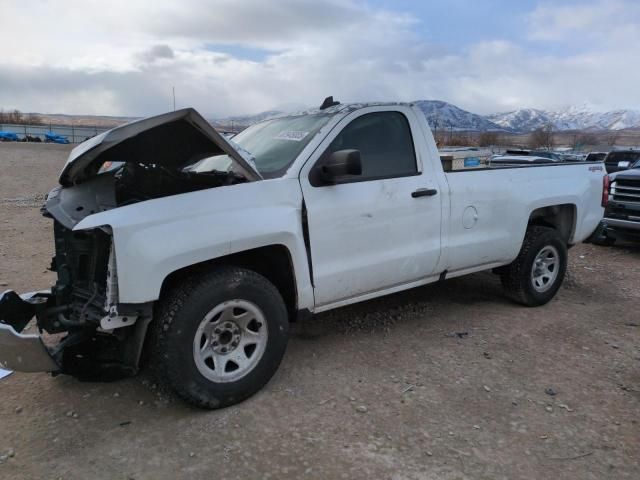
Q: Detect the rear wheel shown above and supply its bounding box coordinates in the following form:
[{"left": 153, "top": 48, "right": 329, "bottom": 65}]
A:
[
  {"left": 501, "top": 226, "right": 568, "bottom": 306},
  {"left": 151, "top": 266, "right": 289, "bottom": 409}
]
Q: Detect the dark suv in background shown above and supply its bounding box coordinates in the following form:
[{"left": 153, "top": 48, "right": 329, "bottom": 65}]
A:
[
  {"left": 593, "top": 158, "right": 640, "bottom": 245},
  {"left": 604, "top": 150, "right": 640, "bottom": 173}
]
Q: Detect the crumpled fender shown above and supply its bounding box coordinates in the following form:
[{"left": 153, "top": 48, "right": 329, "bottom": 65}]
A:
[{"left": 74, "top": 178, "right": 314, "bottom": 309}]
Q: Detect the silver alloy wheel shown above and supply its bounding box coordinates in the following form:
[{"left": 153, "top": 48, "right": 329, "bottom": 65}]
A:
[
  {"left": 531, "top": 245, "right": 560, "bottom": 293},
  {"left": 193, "top": 299, "right": 268, "bottom": 383}
]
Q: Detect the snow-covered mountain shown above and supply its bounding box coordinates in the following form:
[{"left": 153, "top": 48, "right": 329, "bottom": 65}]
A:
[
  {"left": 413, "top": 100, "right": 503, "bottom": 131},
  {"left": 213, "top": 100, "right": 503, "bottom": 131},
  {"left": 211, "top": 110, "right": 284, "bottom": 128},
  {"left": 486, "top": 108, "right": 551, "bottom": 132},
  {"left": 213, "top": 101, "right": 640, "bottom": 133},
  {"left": 488, "top": 105, "right": 640, "bottom": 132}
]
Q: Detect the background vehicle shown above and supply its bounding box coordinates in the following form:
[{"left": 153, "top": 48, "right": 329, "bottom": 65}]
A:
[
  {"left": 0, "top": 131, "right": 18, "bottom": 142},
  {"left": 44, "top": 132, "right": 70, "bottom": 144},
  {"left": 604, "top": 150, "right": 640, "bottom": 173},
  {"left": 585, "top": 152, "right": 607, "bottom": 162},
  {"left": 592, "top": 158, "right": 640, "bottom": 245},
  {"left": 489, "top": 155, "right": 555, "bottom": 166},
  {"left": 558, "top": 153, "right": 586, "bottom": 162},
  {"left": 499, "top": 149, "right": 563, "bottom": 162},
  {"left": 490, "top": 149, "right": 585, "bottom": 165},
  {"left": 530, "top": 150, "right": 563, "bottom": 161},
  {"left": 0, "top": 102, "right": 605, "bottom": 408}
]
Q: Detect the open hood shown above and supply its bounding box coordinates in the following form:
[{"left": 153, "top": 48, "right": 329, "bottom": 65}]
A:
[{"left": 59, "top": 108, "right": 262, "bottom": 186}]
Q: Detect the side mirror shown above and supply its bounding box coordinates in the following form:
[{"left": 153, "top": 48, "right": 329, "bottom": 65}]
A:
[{"left": 320, "top": 149, "right": 362, "bottom": 183}]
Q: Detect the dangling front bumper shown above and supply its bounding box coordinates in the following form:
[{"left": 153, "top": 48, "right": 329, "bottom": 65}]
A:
[{"left": 0, "top": 290, "right": 60, "bottom": 372}]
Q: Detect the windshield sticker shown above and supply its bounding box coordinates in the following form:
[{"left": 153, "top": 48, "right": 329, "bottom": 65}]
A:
[{"left": 275, "top": 130, "right": 309, "bottom": 142}]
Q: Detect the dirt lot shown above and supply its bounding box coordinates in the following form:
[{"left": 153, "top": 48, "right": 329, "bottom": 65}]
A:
[{"left": 0, "top": 143, "right": 638, "bottom": 480}]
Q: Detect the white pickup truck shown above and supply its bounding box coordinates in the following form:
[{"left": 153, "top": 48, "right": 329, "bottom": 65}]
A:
[{"left": 0, "top": 100, "right": 605, "bottom": 408}]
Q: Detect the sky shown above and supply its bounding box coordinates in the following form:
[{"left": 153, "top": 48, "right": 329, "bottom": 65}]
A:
[{"left": 0, "top": 0, "right": 639, "bottom": 117}]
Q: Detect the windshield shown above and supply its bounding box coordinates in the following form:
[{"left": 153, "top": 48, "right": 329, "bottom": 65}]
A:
[
  {"left": 586, "top": 153, "right": 606, "bottom": 162},
  {"left": 185, "top": 114, "right": 332, "bottom": 178}
]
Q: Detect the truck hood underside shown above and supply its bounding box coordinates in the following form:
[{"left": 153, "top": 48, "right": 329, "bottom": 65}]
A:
[
  {"left": 47, "top": 108, "right": 263, "bottom": 229},
  {"left": 59, "top": 108, "right": 262, "bottom": 186}
]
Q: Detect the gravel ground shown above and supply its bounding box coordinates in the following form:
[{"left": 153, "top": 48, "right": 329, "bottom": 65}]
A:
[{"left": 0, "top": 143, "right": 639, "bottom": 480}]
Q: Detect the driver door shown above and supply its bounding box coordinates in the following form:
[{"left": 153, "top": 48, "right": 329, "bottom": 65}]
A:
[{"left": 299, "top": 107, "right": 442, "bottom": 308}]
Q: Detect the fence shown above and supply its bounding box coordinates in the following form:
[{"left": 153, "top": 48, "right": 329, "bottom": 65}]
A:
[{"left": 0, "top": 123, "right": 112, "bottom": 143}]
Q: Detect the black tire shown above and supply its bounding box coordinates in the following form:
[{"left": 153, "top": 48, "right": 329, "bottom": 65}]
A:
[
  {"left": 589, "top": 224, "right": 616, "bottom": 246},
  {"left": 592, "top": 235, "right": 616, "bottom": 247},
  {"left": 500, "top": 226, "right": 568, "bottom": 307},
  {"left": 151, "top": 266, "right": 289, "bottom": 409}
]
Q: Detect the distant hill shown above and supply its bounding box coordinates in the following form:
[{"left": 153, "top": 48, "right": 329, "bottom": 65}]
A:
[
  {"left": 211, "top": 100, "right": 505, "bottom": 132},
  {"left": 413, "top": 100, "right": 503, "bottom": 131},
  {"left": 488, "top": 105, "right": 640, "bottom": 132},
  {"left": 37, "top": 113, "right": 136, "bottom": 128},
  {"left": 219, "top": 101, "right": 640, "bottom": 133},
  {"left": 211, "top": 110, "right": 284, "bottom": 129},
  {"left": 12, "top": 101, "right": 640, "bottom": 133}
]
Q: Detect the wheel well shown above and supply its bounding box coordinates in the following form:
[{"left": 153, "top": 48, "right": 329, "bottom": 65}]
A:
[
  {"left": 528, "top": 204, "right": 576, "bottom": 244},
  {"left": 160, "top": 245, "right": 298, "bottom": 321}
]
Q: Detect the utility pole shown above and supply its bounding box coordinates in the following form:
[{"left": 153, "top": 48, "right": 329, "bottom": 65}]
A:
[
  {"left": 431, "top": 116, "right": 438, "bottom": 142},
  {"left": 172, "top": 86, "right": 176, "bottom": 111}
]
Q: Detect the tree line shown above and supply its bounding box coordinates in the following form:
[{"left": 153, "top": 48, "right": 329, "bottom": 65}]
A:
[
  {"left": 0, "top": 109, "right": 43, "bottom": 125},
  {"left": 434, "top": 124, "right": 621, "bottom": 149}
]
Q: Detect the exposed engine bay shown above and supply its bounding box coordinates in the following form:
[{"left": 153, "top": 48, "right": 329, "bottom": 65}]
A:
[
  {"left": 46, "top": 159, "right": 248, "bottom": 229},
  {"left": 115, "top": 161, "right": 247, "bottom": 205}
]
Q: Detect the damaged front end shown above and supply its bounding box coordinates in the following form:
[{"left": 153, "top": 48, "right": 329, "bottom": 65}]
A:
[
  {"left": 0, "top": 223, "right": 152, "bottom": 379},
  {"left": 0, "top": 291, "right": 59, "bottom": 372},
  {"left": 0, "top": 108, "right": 260, "bottom": 380}
]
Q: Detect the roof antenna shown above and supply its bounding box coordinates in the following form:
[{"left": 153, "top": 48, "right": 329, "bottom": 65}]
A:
[{"left": 319, "top": 96, "right": 340, "bottom": 110}]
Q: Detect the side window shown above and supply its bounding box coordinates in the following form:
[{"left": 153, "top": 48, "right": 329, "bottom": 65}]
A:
[{"left": 311, "top": 111, "right": 417, "bottom": 185}]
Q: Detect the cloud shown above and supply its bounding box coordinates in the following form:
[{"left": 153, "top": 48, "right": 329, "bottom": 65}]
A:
[
  {"left": 0, "top": 0, "right": 425, "bottom": 115},
  {"left": 137, "top": 45, "right": 175, "bottom": 64},
  {"left": 527, "top": 0, "right": 640, "bottom": 45},
  {"left": 142, "top": 0, "right": 377, "bottom": 49},
  {"left": 0, "top": 0, "right": 638, "bottom": 116}
]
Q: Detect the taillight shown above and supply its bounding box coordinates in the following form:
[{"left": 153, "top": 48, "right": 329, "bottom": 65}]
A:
[{"left": 602, "top": 175, "right": 610, "bottom": 207}]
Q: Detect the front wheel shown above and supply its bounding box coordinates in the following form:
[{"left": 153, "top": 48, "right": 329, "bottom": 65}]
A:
[
  {"left": 501, "top": 226, "right": 568, "bottom": 306},
  {"left": 151, "top": 267, "right": 289, "bottom": 409}
]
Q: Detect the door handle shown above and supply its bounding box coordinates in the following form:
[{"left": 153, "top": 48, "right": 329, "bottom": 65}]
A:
[{"left": 411, "top": 188, "right": 438, "bottom": 198}]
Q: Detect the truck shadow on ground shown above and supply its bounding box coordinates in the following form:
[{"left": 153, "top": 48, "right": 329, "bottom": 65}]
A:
[
  {"left": 291, "top": 271, "right": 508, "bottom": 339},
  {"left": 609, "top": 241, "right": 640, "bottom": 257}
]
